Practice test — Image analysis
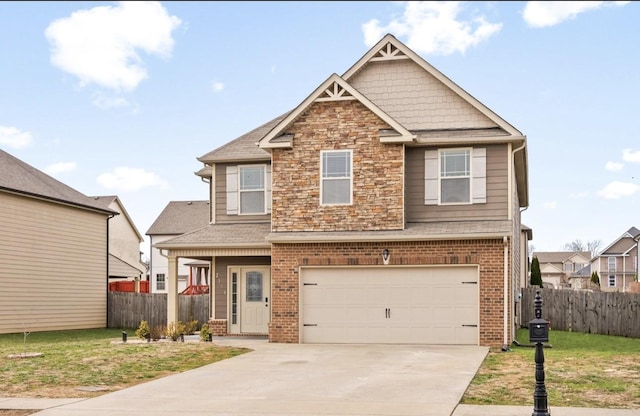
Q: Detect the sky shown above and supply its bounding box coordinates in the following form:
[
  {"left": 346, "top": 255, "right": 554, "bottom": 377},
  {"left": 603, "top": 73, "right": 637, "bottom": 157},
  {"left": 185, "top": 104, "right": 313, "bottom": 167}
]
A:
[{"left": 1, "top": 1, "right": 639, "bottom": 260}]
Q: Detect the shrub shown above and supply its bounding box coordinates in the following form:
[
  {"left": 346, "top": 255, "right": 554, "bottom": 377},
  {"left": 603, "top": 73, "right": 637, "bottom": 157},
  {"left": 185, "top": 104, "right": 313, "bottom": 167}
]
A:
[
  {"left": 184, "top": 319, "right": 199, "bottom": 335},
  {"left": 135, "top": 320, "right": 151, "bottom": 340},
  {"left": 199, "top": 323, "right": 211, "bottom": 342},
  {"left": 150, "top": 325, "right": 164, "bottom": 341},
  {"left": 164, "top": 321, "right": 186, "bottom": 341}
]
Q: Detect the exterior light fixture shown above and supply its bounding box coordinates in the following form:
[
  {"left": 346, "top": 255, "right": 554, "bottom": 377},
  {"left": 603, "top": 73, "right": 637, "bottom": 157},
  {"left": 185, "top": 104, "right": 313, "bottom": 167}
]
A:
[{"left": 382, "top": 248, "right": 390, "bottom": 265}]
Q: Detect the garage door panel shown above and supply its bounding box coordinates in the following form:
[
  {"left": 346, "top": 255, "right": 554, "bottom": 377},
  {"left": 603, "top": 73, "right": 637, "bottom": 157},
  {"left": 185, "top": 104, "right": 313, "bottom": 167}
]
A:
[{"left": 301, "top": 266, "right": 478, "bottom": 345}]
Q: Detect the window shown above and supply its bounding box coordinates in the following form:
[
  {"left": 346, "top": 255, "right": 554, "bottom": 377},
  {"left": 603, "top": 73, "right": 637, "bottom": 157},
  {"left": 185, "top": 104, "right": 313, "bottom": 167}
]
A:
[
  {"left": 321, "top": 150, "right": 352, "bottom": 205},
  {"left": 156, "top": 273, "right": 165, "bottom": 291},
  {"left": 239, "top": 166, "right": 265, "bottom": 214},
  {"left": 226, "top": 165, "right": 271, "bottom": 215},
  {"left": 424, "top": 147, "right": 486, "bottom": 206},
  {"left": 440, "top": 149, "right": 470, "bottom": 204},
  {"left": 608, "top": 257, "right": 616, "bottom": 272},
  {"left": 564, "top": 263, "right": 573, "bottom": 272},
  {"left": 608, "top": 275, "right": 616, "bottom": 287}
]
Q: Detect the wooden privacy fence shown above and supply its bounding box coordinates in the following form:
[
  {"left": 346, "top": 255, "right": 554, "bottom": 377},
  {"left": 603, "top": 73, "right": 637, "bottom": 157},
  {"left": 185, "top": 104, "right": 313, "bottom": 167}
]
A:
[
  {"left": 107, "top": 292, "right": 210, "bottom": 329},
  {"left": 521, "top": 287, "right": 640, "bottom": 338}
]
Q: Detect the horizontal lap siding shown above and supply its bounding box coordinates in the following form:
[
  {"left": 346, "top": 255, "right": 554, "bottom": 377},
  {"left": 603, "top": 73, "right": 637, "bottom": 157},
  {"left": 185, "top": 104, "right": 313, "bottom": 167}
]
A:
[
  {"left": 405, "top": 144, "right": 508, "bottom": 221},
  {"left": 0, "top": 193, "right": 108, "bottom": 334},
  {"left": 214, "top": 163, "right": 270, "bottom": 224}
]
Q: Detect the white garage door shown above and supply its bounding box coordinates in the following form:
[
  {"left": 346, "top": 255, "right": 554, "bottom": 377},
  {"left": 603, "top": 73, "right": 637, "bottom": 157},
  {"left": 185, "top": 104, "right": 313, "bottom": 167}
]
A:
[{"left": 301, "top": 266, "right": 478, "bottom": 345}]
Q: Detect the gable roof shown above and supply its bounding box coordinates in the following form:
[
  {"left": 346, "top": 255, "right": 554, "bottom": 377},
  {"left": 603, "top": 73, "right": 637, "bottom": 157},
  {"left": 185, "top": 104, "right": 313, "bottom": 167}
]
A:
[
  {"left": 91, "top": 195, "right": 144, "bottom": 242},
  {"left": 258, "top": 73, "right": 414, "bottom": 149},
  {"left": 597, "top": 226, "right": 640, "bottom": 256},
  {"left": 146, "top": 200, "right": 210, "bottom": 236},
  {"left": 0, "top": 149, "right": 116, "bottom": 215},
  {"left": 343, "top": 34, "right": 524, "bottom": 139},
  {"left": 533, "top": 251, "right": 590, "bottom": 264}
]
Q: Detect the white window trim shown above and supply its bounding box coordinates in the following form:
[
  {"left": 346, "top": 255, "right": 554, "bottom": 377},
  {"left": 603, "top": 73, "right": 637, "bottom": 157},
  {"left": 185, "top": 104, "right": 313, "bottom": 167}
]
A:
[
  {"left": 425, "top": 147, "right": 486, "bottom": 206},
  {"left": 320, "top": 149, "right": 353, "bottom": 206},
  {"left": 608, "top": 274, "right": 616, "bottom": 287},
  {"left": 238, "top": 164, "right": 267, "bottom": 215},
  {"left": 608, "top": 256, "right": 616, "bottom": 272},
  {"left": 438, "top": 147, "right": 472, "bottom": 206}
]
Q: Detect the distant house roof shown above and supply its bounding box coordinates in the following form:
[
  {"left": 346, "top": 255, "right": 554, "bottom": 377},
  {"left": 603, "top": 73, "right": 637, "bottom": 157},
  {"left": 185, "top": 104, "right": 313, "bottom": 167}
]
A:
[
  {"left": 597, "top": 226, "right": 640, "bottom": 256},
  {"left": 146, "top": 200, "right": 210, "bottom": 236},
  {"left": 0, "top": 149, "right": 116, "bottom": 215},
  {"left": 533, "top": 251, "right": 590, "bottom": 264},
  {"left": 91, "top": 195, "right": 144, "bottom": 242}
]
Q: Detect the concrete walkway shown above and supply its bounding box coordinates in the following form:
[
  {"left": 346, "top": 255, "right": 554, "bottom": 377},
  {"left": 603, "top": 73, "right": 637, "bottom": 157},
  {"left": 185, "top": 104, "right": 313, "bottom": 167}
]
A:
[{"left": 1, "top": 337, "right": 636, "bottom": 416}]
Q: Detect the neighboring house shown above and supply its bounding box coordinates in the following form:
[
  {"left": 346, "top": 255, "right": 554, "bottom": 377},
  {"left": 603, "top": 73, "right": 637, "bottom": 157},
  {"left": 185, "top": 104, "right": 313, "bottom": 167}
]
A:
[
  {"left": 156, "top": 34, "right": 530, "bottom": 348},
  {"left": 146, "top": 200, "right": 210, "bottom": 293},
  {"left": 532, "top": 251, "right": 591, "bottom": 289},
  {"left": 91, "top": 196, "right": 147, "bottom": 287},
  {"left": 0, "top": 149, "right": 116, "bottom": 334},
  {"left": 591, "top": 226, "right": 639, "bottom": 292}
]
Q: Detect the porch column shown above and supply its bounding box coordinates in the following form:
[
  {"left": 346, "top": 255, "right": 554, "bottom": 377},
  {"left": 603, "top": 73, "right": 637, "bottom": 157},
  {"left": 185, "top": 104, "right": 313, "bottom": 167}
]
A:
[{"left": 167, "top": 254, "right": 179, "bottom": 326}]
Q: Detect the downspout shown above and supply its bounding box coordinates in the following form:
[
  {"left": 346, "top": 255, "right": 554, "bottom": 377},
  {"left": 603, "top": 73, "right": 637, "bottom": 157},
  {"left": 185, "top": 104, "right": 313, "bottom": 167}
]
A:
[
  {"left": 106, "top": 213, "right": 116, "bottom": 328},
  {"left": 504, "top": 140, "right": 527, "bottom": 351}
]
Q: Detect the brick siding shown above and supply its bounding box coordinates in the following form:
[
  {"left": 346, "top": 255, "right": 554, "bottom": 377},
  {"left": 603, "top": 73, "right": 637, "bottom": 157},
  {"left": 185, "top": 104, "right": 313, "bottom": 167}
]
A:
[{"left": 269, "top": 239, "right": 511, "bottom": 347}]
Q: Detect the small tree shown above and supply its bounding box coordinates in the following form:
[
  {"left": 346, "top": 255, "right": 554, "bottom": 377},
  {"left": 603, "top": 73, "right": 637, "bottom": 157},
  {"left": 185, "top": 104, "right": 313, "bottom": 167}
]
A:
[
  {"left": 591, "top": 271, "right": 600, "bottom": 286},
  {"left": 530, "top": 256, "right": 543, "bottom": 287}
]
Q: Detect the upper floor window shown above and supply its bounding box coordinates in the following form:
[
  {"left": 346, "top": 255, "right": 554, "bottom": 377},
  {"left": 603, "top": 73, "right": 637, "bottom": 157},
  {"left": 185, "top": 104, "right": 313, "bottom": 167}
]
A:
[
  {"left": 226, "top": 165, "right": 271, "bottom": 216},
  {"left": 608, "top": 257, "right": 616, "bottom": 272},
  {"left": 440, "top": 149, "right": 470, "bottom": 204},
  {"left": 564, "top": 263, "right": 573, "bottom": 272},
  {"left": 321, "top": 150, "right": 352, "bottom": 205},
  {"left": 424, "top": 147, "right": 486, "bottom": 206},
  {"left": 239, "top": 166, "right": 265, "bottom": 214}
]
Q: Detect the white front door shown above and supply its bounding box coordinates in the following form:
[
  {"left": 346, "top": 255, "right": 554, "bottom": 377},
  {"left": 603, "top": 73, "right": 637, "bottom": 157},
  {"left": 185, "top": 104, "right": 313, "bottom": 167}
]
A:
[{"left": 239, "top": 267, "right": 271, "bottom": 334}]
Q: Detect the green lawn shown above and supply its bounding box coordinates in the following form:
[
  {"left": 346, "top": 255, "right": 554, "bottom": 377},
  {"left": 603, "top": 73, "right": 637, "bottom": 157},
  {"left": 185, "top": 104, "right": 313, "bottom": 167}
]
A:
[{"left": 462, "top": 329, "right": 640, "bottom": 409}]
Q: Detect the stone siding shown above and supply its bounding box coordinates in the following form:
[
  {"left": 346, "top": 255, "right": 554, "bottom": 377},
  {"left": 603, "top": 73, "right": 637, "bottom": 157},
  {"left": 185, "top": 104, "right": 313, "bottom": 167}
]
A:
[{"left": 271, "top": 100, "right": 404, "bottom": 232}]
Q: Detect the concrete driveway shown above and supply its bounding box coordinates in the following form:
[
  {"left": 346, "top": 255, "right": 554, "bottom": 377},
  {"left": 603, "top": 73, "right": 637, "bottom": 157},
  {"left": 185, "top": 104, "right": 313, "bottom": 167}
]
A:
[{"left": 33, "top": 337, "right": 488, "bottom": 416}]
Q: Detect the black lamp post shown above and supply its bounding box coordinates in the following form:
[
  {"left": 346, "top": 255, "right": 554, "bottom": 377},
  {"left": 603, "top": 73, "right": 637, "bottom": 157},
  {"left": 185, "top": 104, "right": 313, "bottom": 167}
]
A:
[{"left": 529, "top": 290, "right": 550, "bottom": 416}]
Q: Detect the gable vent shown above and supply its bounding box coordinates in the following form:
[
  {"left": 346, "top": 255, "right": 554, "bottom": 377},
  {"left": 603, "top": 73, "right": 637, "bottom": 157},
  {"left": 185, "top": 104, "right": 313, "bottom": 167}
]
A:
[
  {"left": 370, "top": 42, "right": 409, "bottom": 62},
  {"left": 315, "top": 81, "right": 356, "bottom": 102}
]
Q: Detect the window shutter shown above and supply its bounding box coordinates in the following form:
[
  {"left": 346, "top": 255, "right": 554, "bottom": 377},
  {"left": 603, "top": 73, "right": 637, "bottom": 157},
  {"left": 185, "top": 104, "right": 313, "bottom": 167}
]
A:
[
  {"left": 424, "top": 150, "right": 438, "bottom": 205},
  {"left": 226, "top": 166, "right": 238, "bottom": 215},
  {"left": 472, "top": 148, "right": 486, "bottom": 204},
  {"left": 266, "top": 165, "right": 272, "bottom": 214}
]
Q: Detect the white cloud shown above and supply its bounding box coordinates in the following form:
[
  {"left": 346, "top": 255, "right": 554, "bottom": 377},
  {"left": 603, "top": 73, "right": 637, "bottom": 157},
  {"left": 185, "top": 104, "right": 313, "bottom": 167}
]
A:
[
  {"left": 0, "top": 125, "right": 33, "bottom": 149},
  {"left": 597, "top": 181, "right": 640, "bottom": 199},
  {"left": 45, "top": 1, "right": 182, "bottom": 92},
  {"left": 97, "top": 167, "right": 169, "bottom": 192},
  {"left": 211, "top": 82, "right": 224, "bottom": 93},
  {"left": 605, "top": 161, "right": 624, "bottom": 171},
  {"left": 543, "top": 201, "right": 557, "bottom": 209},
  {"left": 45, "top": 162, "right": 77, "bottom": 175},
  {"left": 622, "top": 148, "right": 640, "bottom": 163},
  {"left": 522, "top": 1, "right": 629, "bottom": 28},
  {"left": 363, "top": 1, "right": 502, "bottom": 55}
]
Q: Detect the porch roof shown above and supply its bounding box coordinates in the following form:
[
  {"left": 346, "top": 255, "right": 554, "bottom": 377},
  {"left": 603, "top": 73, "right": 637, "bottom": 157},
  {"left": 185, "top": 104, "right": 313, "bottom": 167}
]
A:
[{"left": 154, "top": 222, "right": 272, "bottom": 249}]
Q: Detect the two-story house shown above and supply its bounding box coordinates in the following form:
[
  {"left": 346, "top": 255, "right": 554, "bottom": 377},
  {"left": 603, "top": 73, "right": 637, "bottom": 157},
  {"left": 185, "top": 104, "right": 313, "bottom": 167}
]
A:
[
  {"left": 0, "top": 149, "right": 116, "bottom": 334},
  {"left": 591, "top": 227, "right": 639, "bottom": 292},
  {"left": 532, "top": 251, "right": 591, "bottom": 289},
  {"left": 156, "top": 34, "right": 530, "bottom": 348}
]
